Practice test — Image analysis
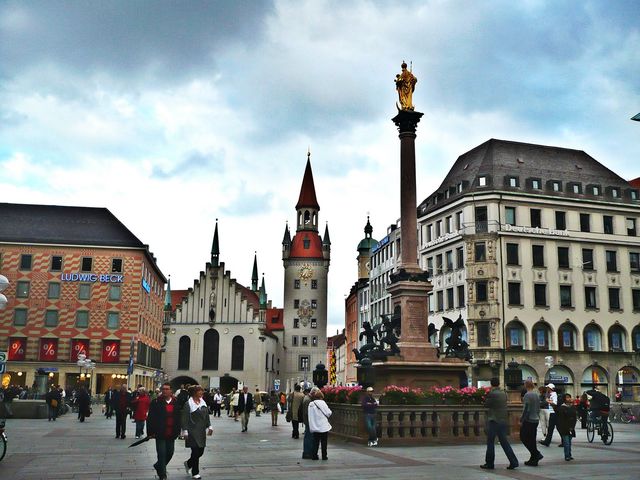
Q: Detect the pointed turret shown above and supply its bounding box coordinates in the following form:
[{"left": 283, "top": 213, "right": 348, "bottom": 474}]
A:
[
  {"left": 296, "top": 152, "right": 320, "bottom": 211},
  {"left": 323, "top": 223, "right": 331, "bottom": 246},
  {"left": 282, "top": 223, "right": 291, "bottom": 245},
  {"left": 251, "top": 252, "right": 259, "bottom": 292},
  {"left": 164, "top": 275, "right": 172, "bottom": 312},
  {"left": 211, "top": 219, "right": 220, "bottom": 267},
  {"left": 259, "top": 274, "right": 267, "bottom": 308}
]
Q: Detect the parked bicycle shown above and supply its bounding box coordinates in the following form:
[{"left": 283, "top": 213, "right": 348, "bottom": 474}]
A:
[
  {"left": 0, "top": 418, "right": 7, "bottom": 462},
  {"left": 586, "top": 411, "right": 613, "bottom": 445},
  {"left": 612, "top": 405, "right": 637, "bottom": 424}
]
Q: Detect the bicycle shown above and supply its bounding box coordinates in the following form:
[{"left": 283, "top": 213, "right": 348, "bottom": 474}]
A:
[
  {"left": 586, "top": 411, "right": 613, "bottom": 445},
  {"left": 616, "top": 406, "right": 637, "bottom": 424},
  {"left": 0, "top": 419, "right": 7, "bottom": 462}
]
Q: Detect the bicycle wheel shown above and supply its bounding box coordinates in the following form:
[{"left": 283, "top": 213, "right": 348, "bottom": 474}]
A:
[
  {"left": 621, "top": 412, "right": 632, "bottom": 424},
  {"left": 0, "top": 433, "right": 7, "bottom": 462},
  {"left": 586, "top": 421, "right": 595, "bottom": 443},
  {"left": 602, "top": 422, "right": 613, "bottom": 445}
]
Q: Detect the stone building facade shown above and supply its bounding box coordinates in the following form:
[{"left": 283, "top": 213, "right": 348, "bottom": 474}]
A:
[{"left": 418, "top": 139, "right": 640, "bottom": 400}]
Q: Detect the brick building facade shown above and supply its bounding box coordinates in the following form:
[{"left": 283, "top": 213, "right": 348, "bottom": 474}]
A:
[{"left": 0, "top": 203, "right": 166, "bottom": 394}]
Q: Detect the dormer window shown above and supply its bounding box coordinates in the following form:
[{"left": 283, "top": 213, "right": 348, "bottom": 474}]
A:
[
  {"left": 508, "top": 176, "right": 519, "bottom": 187},
  {"left": 457, "top": 182, "right": 463, "bottom": 193},
  {"left": 631, "top": 190, "right": 638, "bottom": 200},
  {"left": 444, "top": 189, "right": 450, "bottom": 199},
  {"left": 531, "top": 179, "right": 541, "bottom": 190},
  {"left": 611, "top": 188, "right": 619, "bottom": 198},
  {"left": 570, "top": 183, "right": 582, "bottom": 194},
  {"left": 592, "top": 185, "right": 600, "bottom": 196},
  {"left": 552, "top": 181, "right": 561, "bottom": 192},
  {"left": 478, "top": 176, "right": 487, "bottom": 187}
]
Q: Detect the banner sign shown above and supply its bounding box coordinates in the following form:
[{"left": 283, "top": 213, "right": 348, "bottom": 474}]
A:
[
  {"left": 8, "top": 338, "right": 26, "bottom": 361},
  {"left": 70, "top": 339, "right": 90, "bottom": 361},
  {"left": 102, "top": 340, "right": 120, "bottom": 363},
  {"left": 61, "top": 273, "right": 124, "bottom": 283},
  {"left": 40, "top": 338, "right": 58, "bottom": 361}
]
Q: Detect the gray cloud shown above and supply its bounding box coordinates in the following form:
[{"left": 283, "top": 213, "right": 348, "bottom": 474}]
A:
[{"left": 151, "top": 150, "right": 224, "bottom": 179}]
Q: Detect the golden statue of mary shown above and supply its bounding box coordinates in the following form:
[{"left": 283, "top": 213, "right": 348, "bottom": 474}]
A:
[{"left": 394, "top": 61, "right": 417, "bottom": 111}]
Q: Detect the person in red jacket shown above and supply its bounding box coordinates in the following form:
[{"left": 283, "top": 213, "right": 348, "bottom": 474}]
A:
[{"left": 131, "top": 387, "right": 151, "bottom": 438}]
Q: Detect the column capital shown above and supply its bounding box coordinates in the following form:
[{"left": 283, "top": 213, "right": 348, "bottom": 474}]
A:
[{"left": 392, "top": 109, "right": 424, "bottom": 134}]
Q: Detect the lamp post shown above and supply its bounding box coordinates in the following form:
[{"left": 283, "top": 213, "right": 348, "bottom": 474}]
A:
[{"left": 312, "top": 362, "right": 328, "bottom": 389}]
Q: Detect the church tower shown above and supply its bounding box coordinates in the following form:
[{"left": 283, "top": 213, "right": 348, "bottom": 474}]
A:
[
  {"left": 357, "top": 216, "right": 377, "bottom": 280},
  {"left": 282, "top": 152, "right": 330, "bottom": 391}
]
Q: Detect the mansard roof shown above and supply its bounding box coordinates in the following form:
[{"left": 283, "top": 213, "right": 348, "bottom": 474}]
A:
[{"left": 418, "top": 139, "right": 638, "bottom": 215}]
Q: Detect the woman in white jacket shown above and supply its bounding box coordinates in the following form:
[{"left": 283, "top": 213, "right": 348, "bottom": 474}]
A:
[{"left": 307, "top": 387, "right": 332, "bottom": 460}]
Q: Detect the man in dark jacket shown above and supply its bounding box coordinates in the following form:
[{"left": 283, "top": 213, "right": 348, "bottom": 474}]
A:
[
  {"left": 104, "top": 388, "right": 115, "bottom": 418},
  {"left": 481, "top": 377, "right": 519, "bottom": 470},
  {"left": 111, "top": 384, "right": 131, "bottom": 439},
  {"left": 237, "top": 386, "right": 253, "bottom": 432},
  {"left": 45, "top": 386, "right": 62, "bottom": 421},
  {"left": 147, "top": 382, "right": 181, "bottom": 480}
]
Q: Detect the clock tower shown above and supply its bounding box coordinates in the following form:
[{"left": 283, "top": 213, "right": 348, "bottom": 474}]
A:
[{"left": 282, "top": 152, "right": 330, "bottom": 391}]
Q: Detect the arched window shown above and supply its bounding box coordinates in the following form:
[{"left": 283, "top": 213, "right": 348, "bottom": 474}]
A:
[
  {"left": 632, "top": 325, "right": 640, "bottom": 352},
  {"left": 532, "top": 321, "right": 552, "bottom": 350},
  {"left": 506, "top": 320, "right": 526, "bottom": 350},
  {"left": 202, "top": 329, "right": 219, "bottom": 370},
  {"left": 178, "top": 336, "right": 191, "bottom": 370},
  {"left": 608, "top": 325, "right": 627, "bottom": 352},
  {"left": 583, "top": 324, "right": 603, "bottom": 351},
  {"left": 231, "top": 335, "right": 244, "bottom": 370},
  {"left": 312, "top": 212, "right": 317, "bottom": 226},
  {"left": 304, "top": 210, "right": 310, "bottom": 224},
  {"left": 558, "top": 322, "right": 578, "bottom": 351}
]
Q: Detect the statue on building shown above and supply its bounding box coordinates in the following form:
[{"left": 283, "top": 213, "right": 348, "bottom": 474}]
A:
[
  {"left": 441, "top": 314, "right": 472, "bottom": 361},
  {"left": 394, "top": 61, "right": 417, "bottom": 111}
]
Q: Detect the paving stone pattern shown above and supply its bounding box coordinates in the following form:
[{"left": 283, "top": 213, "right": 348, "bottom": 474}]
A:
[{"left": 1, "top": 410, "right": 639, "bottom": 479}]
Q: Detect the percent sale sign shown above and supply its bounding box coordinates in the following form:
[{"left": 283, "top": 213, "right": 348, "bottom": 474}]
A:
[
  {"left": 8, "top": 338, "right": 26, "bottom": 361},
  {"left": 40, "top": 338, "right": 58, "bottom": 361},
  {"left": 71, "top": 339, "right": 90, "bottom": 361},
  {"left": 101, "top": 340, "right": 120, "bottom": 363}
]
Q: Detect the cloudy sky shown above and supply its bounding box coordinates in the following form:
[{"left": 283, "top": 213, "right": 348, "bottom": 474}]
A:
[{"left": 1, "top": 0, "right": 639, "bottom": 335}]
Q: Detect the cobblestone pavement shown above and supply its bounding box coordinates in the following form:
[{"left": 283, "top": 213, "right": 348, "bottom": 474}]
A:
[{"left": 1, "top": 410, "right": 639, "bottom": 479}]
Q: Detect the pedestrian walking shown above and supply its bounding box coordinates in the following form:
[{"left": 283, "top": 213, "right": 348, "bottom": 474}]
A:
[
  {"left": 308, "top": 387, "right": 332, "bottom": 461},
  {"left": 362, "top": 387, "right": 378, "bottom": 447},
  {"left": 45, "top": 385, "right": 61, "bottom": 421},
  {"left": 255, "top": 389, "right": 263, "bottom": 417},
  {"left": 231, "top": 388, "right": 240, "bottom": 420},
  {"left": 538, "top": 386, "right": 548, "bottom": 435},
  {"left": 237, "top": 386, "right": 253, "bottom": 432},
  {"left": 301, "top": 388, "right": 313, "bottom": 459},
  {"left": 176, "top": 384, "right": 190, "bottom": 409},
  {"left": 538, "top": 383, "right": 560, "bottom": 447},
  {"left": 268, "top": 390, "right": 279, "bottom": 426},
  {"left": 480, "top": 377, "right": 518, "bottom": 470},
  {"left": 104, "top": 388, "right": 114, "bottom": 418},
  {"left": 76, "top": 386, "right": 91, "bottom": 423},
  {"left": 147, "top": 382, "right": 181, "bottom": 480},
  {"left": 212, "top": 389, "right": 223, "bottom": 417},
  {"left": 131, "top": 387, "right": 151, "bottom": 438},
  {"left": 111, "top": 384, "right": 131, "bottom": 438},
  {"left": 288, "top": 384, "right": 304, "bottom": 439},
  {"left": 181, "top": 385, "right": 213, "bottom": 479},
  {"left": 554, "top": 393, "right": 577, "bottom": 461},
  {"left": 520, "top": 380, "right": 543, "bottom": 466}
]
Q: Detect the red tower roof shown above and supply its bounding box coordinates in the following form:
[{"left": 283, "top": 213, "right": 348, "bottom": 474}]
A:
[
  {"left": 295, "top": 157, "right": 320, "bottom": 210},
  {"left": 289, "top": 231, "right": 324, "bottom": 258}
]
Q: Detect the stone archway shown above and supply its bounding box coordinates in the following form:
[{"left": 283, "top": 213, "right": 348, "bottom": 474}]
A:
[
  {"left": 219, "top": 375, "right": 239, "bottom": 395},
  {"left": 169, "top": 375, "right": 198, "bottom": 392}
]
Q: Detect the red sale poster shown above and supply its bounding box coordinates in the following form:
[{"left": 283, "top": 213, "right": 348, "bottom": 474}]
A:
[
  {"left": 8, "top": 338, "right": 26, "bottom": 361},
  {"left": 102, "top": 340, "right": 120, "bottom": 363},
  {"left": 70, "top": 339, "right": 90, "bottom": 361},
  {"left": 40, "top": 338, "right": 58, "bottom": 361}
]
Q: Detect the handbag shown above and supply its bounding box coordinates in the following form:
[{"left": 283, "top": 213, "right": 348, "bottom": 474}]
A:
[
  {"left": 286, "top": 410, "right": 292, "bottom": 422},
  {"left": 51, "top": 399, "right": 58, "bottom": 408}
]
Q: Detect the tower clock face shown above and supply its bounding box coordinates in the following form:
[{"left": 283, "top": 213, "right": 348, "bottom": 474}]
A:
[{"left": 299, "top": 264, "right": 314, "bottom": 281}]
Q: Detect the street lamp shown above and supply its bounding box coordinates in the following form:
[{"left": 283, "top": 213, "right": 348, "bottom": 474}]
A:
[
  {"left": 0, "top": 274, "right": 9, "bottom": 310},
  {"left": 312, "top": 362, "right": 328, "bottom": 389}
]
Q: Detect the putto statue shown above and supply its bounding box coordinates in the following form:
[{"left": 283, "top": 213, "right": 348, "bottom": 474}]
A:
[
  {"left": 441, "top": 314, "right": 472, "bottom": 361},
  {"left": 394, "top": 61, "right": 417, "bottom": 111}
]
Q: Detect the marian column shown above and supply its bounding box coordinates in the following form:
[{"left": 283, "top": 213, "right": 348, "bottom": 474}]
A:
[{"left": 387, "top": 62, "right": 437, "bottom": 362}]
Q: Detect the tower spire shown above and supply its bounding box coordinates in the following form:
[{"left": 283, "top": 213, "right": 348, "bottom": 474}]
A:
[
  {"left": 211, "top": 219, "right": 219, "bottom": 267},
  {"left": 295, "top": 154, "right": 320, "bottom": 211},
  {"left": 164, "top": 275, "right": 172, "bottom": 311},
  {"left": 259, "top": 273, "right": 267, "bottom": 307},
  {"left": 251, "top": 252, "right": 259, "bottom": 292}
]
